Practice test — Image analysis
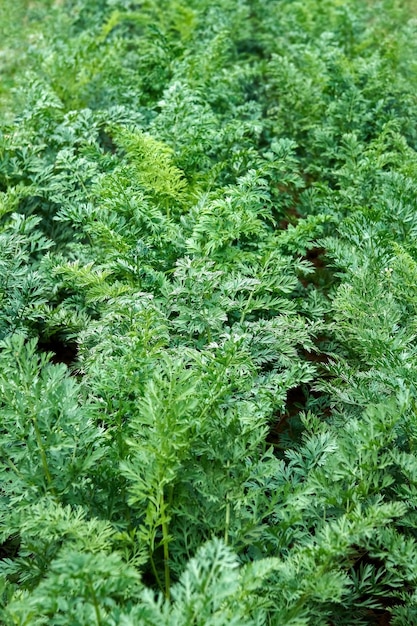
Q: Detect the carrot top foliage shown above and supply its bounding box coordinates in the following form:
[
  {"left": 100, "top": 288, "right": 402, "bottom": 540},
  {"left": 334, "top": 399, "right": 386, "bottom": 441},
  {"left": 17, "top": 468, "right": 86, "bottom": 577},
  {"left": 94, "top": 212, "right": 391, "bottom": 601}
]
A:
[{"left": 1, "top": 0, "right": 417, "bottom": 624}]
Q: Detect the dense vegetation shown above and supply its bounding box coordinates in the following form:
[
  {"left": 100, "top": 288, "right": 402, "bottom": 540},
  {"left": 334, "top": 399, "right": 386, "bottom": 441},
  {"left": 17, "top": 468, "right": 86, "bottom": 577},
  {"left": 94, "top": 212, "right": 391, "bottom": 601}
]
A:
[{"left": 1, "top": 0, "right": 417, "bottom": 623}]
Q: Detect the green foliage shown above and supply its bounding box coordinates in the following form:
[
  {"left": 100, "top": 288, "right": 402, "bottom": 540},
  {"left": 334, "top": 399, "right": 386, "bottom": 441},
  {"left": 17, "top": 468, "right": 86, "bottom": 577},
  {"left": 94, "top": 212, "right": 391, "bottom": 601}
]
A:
[{"left": 1, "top": 0, "right": 417, "bottom": 623}]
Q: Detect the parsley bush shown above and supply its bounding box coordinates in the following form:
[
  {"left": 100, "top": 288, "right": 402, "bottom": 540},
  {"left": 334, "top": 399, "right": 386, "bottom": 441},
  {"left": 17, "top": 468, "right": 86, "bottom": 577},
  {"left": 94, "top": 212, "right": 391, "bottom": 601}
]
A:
[{"left": 1, "top": 0, "right": 417, "bottom": 623}]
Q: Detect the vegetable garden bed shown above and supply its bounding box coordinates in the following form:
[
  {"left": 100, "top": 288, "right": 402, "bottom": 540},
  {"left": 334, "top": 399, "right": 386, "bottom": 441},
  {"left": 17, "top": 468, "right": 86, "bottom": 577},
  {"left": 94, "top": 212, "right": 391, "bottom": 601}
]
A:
[{"left": 1, "top": 0, "right": 417, "bottom": 623}]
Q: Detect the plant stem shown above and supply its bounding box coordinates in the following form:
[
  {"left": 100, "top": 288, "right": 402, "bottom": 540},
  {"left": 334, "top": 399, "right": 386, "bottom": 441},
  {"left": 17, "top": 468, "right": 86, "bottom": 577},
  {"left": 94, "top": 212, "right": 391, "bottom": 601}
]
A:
[
  {"left": 224, "top": 498, "right": 230, "bottom": 546},
  {"left": 32, "top": 414, "right": 54, "bottom": 492},
  {"left": 224, "top": 460, "right": 231, "bottom": 546},
  {"left": 150, "top": 552, "right": 164, "bottom": 591},
  {"left": 161, "top": 490, "right": 171, "bottom": 600},
  {"left": 240, "top": 288, "right": 255, "bottom": 324},
  {"left": 88, "top": 581, "right": 102, "bottom": 626}
]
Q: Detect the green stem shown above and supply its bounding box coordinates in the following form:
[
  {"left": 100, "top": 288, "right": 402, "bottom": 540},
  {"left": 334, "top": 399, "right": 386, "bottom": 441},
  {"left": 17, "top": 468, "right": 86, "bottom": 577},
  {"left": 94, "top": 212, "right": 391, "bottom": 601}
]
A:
[
  {"left": 224, "top": 460, "right": 231, "bottom": 546},
  {"left": 161, "top": 491, "right": 171, "bottom": 600},
  {"left": 168, "top": 484, "right": 174, "bottom": 507},
  {"left": 150, "top": 552, "right": 164, "bottom": 591},
  {"left": 32, "top": 415, "right": 55, "bottom": 492},
  {"left": 224, "top": 498, "right": 230, "bottom": 546},
  {"left": 239, "top": 288, "right": 256, "bottom": 324},
  {"left": 88, "top": 581, "right": 102, "bottom": 626}
]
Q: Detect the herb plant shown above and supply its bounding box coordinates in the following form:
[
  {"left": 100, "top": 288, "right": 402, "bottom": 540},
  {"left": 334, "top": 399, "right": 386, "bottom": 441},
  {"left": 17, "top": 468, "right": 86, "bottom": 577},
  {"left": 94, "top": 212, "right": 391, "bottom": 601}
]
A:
[{"left": 1, "top": 0, "right": 417, "bottom": 624}]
